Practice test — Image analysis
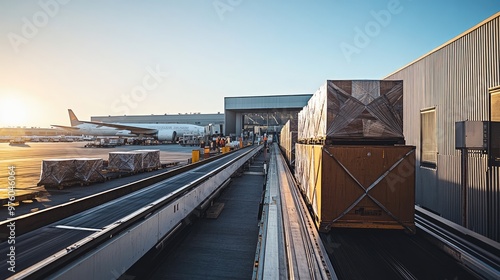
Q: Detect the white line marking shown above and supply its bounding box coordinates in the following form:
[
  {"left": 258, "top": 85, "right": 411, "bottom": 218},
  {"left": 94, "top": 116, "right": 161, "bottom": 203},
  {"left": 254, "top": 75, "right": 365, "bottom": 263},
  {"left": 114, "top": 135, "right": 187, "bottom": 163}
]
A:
[{"left": 55, "top": 225, "right": 102, "bottom": 232}]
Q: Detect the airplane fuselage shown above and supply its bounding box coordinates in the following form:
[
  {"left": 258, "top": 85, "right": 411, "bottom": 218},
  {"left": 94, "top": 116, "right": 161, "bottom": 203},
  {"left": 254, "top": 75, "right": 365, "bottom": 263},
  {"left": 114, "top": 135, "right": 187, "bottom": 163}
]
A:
[
  {"left": 72, "top": 123, "right": 204, "bottom": 141},
  {"left": 53, "top": 110, "right": 206, "bottom": 142},
  {"left": 76, "top": 124, "right": 136, "bottom": 137}
]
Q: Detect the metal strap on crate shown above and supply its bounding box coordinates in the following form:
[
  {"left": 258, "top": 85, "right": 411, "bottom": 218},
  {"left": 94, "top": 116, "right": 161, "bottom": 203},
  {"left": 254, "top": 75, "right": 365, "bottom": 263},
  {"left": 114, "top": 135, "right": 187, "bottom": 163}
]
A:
[{"left": 323, "top": 147, "right": 416, "bottom": 233}]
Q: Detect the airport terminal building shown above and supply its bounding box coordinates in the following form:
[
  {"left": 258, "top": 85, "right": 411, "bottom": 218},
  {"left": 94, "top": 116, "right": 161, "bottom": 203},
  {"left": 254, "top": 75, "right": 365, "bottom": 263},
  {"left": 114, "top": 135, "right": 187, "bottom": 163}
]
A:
[{"left": 223, "top": 94, "right": 312, "bottom": 137}]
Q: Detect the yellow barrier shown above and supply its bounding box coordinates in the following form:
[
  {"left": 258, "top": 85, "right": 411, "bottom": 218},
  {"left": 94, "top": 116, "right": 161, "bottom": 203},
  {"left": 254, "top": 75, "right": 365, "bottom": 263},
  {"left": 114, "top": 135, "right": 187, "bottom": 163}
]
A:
[{"left": 192, "top": 149, "right": 200, "bottom": 163}]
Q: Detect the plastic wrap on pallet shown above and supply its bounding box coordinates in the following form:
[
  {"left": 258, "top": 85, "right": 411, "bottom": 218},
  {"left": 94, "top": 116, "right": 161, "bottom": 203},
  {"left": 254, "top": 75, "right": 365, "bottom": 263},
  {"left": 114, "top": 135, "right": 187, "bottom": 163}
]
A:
[
  {"left": 290, "top": 131, "right": 297, "bottom": 164},
  {"left": 74, "top": 158, "right": 104, "bottom": 183},
  {"left": 108, "top": 152, "right": 143, "bottom": 172},
  {"left": 298, "top": 83, "right": 327, "bottom": 142},
  {"left": 298, "top": 80, "right": 403, "bottom": 142},
  {"left": 294, "top": 144, "right": 320, "bottom": 215},
  {"left": 133, "top": 149, "right": 161, "bottom": 169},
  {"left": 279, "top": 119, "right": 298, "bottom": 165},
  {"left": 38, "top": 159, "right": 77, "bottom": 185}
]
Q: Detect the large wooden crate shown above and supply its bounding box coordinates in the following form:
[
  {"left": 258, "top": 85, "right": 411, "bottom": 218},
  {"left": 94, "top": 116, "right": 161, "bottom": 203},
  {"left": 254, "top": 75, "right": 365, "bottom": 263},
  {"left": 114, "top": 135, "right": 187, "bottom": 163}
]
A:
[{"left": 295, "top": 144, "right": 416, "bottom": 232}]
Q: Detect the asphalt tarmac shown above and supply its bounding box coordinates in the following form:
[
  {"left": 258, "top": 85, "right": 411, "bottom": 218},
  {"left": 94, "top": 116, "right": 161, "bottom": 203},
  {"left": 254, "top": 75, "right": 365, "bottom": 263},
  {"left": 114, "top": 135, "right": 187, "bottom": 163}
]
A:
[{"left": 0, "top": 142, "right": 200, "bottom": 219}]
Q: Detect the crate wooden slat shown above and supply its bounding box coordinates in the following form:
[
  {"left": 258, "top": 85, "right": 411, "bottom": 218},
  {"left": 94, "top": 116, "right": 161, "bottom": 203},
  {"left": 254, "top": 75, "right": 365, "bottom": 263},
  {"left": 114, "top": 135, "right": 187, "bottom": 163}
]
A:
[{"left": 295, "top": 144, "right": 416, "bottom": 232}]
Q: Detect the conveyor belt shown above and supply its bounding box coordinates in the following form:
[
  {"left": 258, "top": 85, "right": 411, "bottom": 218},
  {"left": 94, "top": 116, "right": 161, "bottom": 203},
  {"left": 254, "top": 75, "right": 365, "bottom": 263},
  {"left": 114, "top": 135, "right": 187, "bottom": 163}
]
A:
[
  {"left": 321, "top": 228, "right": 480, "bottom": 280},
  {"left": 0, "top": 148, "right": 251, "bottom": 279}
]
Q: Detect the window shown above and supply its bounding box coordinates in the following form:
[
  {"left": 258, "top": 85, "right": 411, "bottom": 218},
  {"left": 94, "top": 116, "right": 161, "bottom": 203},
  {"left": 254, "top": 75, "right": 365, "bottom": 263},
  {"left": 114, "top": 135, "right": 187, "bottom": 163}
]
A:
[{"left": 421, "top": 108, "right": 437, "bottom": 168}]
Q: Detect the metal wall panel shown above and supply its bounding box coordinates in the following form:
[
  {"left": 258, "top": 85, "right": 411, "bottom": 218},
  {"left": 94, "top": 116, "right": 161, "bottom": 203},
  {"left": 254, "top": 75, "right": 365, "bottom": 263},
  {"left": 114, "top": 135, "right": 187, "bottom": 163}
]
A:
[
  {"left": 385, "top": 14, "right": 500, "bottom": 241},
  {"left": 224, "top": 95, "right": 312, "bottom": 110}
]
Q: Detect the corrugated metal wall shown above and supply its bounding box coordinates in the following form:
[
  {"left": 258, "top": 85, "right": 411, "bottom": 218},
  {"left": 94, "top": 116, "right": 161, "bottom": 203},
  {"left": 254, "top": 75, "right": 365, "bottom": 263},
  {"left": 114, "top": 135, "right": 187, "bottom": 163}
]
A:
[{"left": 385, "top": 13, "right": 500, "bottom": 241}]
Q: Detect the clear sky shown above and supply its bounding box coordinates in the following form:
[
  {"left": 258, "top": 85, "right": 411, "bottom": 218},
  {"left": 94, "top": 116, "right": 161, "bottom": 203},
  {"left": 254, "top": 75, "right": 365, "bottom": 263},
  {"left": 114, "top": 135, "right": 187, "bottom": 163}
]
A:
[{"left": 0, "top": 0, "right": 498, "bottom": 128}]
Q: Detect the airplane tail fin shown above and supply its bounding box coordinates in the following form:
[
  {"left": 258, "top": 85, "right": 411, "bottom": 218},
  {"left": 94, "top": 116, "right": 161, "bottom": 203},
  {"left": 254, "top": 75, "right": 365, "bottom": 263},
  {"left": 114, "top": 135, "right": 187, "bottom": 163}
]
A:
[{"left": 68, "top": 109, "right": 83, "bottom": 126}]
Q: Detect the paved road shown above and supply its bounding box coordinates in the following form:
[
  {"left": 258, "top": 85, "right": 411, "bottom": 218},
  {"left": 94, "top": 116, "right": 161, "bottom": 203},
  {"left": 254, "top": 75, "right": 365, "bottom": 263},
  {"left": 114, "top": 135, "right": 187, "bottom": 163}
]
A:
[{"left": 0, "top": 142, "right": 200, "bottom": 218}]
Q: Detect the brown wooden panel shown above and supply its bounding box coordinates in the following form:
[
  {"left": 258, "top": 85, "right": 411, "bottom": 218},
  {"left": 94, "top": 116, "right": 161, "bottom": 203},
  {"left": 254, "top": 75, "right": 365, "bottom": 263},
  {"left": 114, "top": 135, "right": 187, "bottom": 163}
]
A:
[{"left": 319, "top": 145, "right": 415, "bottom": 231}]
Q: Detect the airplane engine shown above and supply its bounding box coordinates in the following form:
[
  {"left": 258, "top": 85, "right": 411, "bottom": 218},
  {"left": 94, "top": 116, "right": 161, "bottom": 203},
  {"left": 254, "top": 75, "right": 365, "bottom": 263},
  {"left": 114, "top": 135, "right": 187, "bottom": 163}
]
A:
[{"left": 156, "top": 130, "right": 177, "bottom": 141}]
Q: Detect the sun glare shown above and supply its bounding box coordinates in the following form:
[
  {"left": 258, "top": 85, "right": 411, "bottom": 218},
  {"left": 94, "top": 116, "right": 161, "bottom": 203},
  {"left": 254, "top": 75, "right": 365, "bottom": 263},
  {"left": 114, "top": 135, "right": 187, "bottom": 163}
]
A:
[{"left": 0, "top": 95, "right": 29, "bottom": 127}]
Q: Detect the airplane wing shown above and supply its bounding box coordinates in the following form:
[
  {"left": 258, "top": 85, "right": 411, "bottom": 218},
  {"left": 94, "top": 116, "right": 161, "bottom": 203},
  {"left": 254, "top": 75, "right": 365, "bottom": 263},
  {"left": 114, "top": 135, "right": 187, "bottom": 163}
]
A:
[
  {"left": 78, "top": 120, "right": 158, "bottom": 135},
  {"left": 51, "top": 124, "right": 81, "bottom": 131}
]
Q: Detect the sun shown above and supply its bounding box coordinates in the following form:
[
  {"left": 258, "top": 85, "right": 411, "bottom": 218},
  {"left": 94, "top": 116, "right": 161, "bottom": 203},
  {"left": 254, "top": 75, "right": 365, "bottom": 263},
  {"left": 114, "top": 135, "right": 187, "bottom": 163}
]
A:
[{"left": 0, "top": 95, "right": 28, "bottom": 127}]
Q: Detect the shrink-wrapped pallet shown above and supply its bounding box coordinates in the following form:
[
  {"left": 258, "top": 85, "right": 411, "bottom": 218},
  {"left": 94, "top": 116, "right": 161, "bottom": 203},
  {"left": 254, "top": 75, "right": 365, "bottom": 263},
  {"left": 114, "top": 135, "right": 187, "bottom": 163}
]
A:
[
  {"left": 134, "top": 149, "right": 161, "bottom": 170},
  {"left": 279, "top": 119, "right": 298, "bottom": 165},
  {"left": 108, "top": 152, "right": 143, "bottom": 172},
  {"left": 74, "top": 158, "right": 105, "bottom": 183},
  {"left": 298, "top": 80, "right": 404, "bottom": 143},
  {"left": 38, "top": 159, "right": 76, "bottom": 186}
]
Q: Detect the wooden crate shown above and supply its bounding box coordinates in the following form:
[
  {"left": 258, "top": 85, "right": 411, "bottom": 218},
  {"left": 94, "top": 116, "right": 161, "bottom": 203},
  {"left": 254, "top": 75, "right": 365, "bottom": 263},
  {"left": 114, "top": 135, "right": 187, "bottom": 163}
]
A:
[{"left": 295, "top": 144, "right": 416, "bottom": 233}]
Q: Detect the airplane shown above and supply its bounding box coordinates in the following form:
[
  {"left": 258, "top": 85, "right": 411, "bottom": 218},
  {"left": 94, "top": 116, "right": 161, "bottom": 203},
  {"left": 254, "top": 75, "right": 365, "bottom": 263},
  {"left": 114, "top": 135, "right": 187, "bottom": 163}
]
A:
[{"left": 52, "top": 109, "right": 205, "bottom": 142}]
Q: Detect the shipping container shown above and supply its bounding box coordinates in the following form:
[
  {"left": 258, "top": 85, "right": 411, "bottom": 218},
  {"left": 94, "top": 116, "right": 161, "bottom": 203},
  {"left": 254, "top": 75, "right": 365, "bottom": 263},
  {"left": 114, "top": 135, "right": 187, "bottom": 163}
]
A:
[
  {"left": 295, "top": 144, "right": 416, "bottom": 232},
  {"left": 298, "top": 80, "right": 404, "bottom": 144}
]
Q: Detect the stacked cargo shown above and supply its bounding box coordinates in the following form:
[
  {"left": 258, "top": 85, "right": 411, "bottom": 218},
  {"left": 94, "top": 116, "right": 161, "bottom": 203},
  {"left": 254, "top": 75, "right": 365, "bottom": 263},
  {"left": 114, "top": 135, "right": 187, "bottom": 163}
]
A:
[
  {"left": 295, "top": 80, "right": 416, "bottom": 233},
  {"left": 38, "top": 159, "right": 76, "bottom": 186},
  {"left": 133, "top": 149, "right": 161, "bottom": 170},
  {"left": 74, "top": 158, "right": 105, "bottom": 183},
  {"left": 298, "top": 80, "right": 404, "bottom": 144},
  {"left": 108, "top": 151, "right": 143, "bottom": 172},
  {"left": 279, "top": 119, "right": 298, "bottom": 165},
  {"left": 38, "top": 158, "right": 104, "bottom": 187}
]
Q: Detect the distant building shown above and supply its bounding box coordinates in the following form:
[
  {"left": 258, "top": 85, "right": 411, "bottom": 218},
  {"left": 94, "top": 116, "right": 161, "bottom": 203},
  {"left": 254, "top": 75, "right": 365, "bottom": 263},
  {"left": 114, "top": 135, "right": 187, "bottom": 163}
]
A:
[{"left": 224, "top": 94, "right": 312, "bottom": 137}]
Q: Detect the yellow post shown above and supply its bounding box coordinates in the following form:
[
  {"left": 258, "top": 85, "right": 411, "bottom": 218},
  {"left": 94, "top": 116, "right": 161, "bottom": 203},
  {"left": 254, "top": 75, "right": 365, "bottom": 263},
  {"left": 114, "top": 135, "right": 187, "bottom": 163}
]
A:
[
  {"left": 239, "top": 138, "right": 243, "bottom": 148},
  {"left": 192, "top": 149, "right": 200, "bottom": 163},
  {"left": 204, "top": 146, "right": 210, "bottom": 158}
]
